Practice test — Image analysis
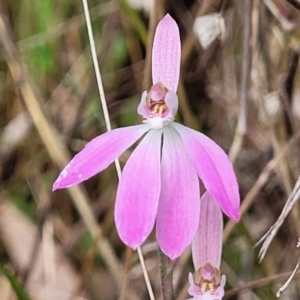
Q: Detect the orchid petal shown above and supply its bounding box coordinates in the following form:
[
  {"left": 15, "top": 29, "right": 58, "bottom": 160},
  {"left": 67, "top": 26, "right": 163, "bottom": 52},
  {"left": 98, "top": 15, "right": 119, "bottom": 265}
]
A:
[
  {"left": 156, "top": 126, "right": 200, "bottom": 259},
  {"left": 192, "top": 192, "right": 223, "bottom": 270},
  {"left": 164, "top": 91, "right": 179, "bottom": 120},
  {"left": 152, "top": 14, "right": 181, "bottom": 92},
  {"left": 52, "top": 124, "right": 150, "bottom": 190},
  {"left": 188, "top": 272, "right": 201, "bottom": 298},
  {"left": 137, "top": 91, "right": 148, "bottom": 118},
  {"left": 172, "top": 123, "right": 240, "bottom": 221},
  {"left": 115, "top": 129, "right": 162, "bottom": 249}
]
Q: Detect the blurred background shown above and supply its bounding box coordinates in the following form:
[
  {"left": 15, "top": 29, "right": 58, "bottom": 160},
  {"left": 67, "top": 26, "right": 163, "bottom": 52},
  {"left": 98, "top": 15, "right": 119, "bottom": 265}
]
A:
[{"left": 0, "top": 0, "right": 300, "bottom": 299}]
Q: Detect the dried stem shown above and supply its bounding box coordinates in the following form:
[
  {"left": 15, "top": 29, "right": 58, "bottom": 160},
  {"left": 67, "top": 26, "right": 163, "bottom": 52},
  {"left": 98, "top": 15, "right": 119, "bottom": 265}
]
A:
[
  {"left": 224, "top": 268, "right": 300, "bottom": 298},
  {"left": 229, "top": 0, "right": 253, "bottom": 164},
  {"left": 277, "top": 256, "right": 300, "bottom": 297},
  {"left": 223, "top": 131, "right": 300, "bottom": 242},
  {"left": 137, "top": 247, "right": 155, "bottom": 300},
  {"left": 256, "top": 176, "right": 300, "bottom": 261}
]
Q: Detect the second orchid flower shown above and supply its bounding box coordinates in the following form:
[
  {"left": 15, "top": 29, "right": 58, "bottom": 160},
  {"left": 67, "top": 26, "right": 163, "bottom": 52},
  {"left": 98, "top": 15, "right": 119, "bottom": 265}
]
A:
[{"left": 188, "top": 192, "right": 226, "bottom": 300}]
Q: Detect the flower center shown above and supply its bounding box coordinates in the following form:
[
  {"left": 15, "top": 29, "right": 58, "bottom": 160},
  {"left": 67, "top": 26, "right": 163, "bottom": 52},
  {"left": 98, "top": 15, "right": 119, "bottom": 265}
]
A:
[
  {"left": 146, "top": 83, "right": 169, "bottom": 117},
  {"left": 195, "top": 263, "right": 221, "bottom": 294},
  {"left": 149, "top": 100, "right": 168, "bottom": 116}
]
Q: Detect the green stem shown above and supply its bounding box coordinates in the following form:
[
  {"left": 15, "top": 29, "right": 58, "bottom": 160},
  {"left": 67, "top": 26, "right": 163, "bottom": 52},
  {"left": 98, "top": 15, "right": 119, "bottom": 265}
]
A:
[{"left": 159, "top": 249, "right": 174, "bottom": 300}]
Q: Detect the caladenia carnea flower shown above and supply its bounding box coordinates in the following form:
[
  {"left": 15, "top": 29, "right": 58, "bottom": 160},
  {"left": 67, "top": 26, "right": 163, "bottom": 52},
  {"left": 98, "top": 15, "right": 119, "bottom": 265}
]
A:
[
  {"left": 187, "top": 192, "right": 226, "bottom": 300},
  {"left": 53, "top": 14, "right": 240, "bottom": 260}
]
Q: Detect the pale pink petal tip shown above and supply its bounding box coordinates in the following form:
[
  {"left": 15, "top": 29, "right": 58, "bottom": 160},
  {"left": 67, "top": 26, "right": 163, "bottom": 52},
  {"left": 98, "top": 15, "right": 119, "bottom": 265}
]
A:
[
  {"left": 115, "top": 130, "right": 162, "bottom": 249},
  {"left": 52, "top": 162, "right": 78, "bottom": 191},
  {"left": 156, "top": 126, "right": 200, "bottom": 260},
  {"left": 152, "top": 14, "right": 181, "bottom": 92},
  {"left": 172, "top": 123, "right": 240, "bottom": 222}
]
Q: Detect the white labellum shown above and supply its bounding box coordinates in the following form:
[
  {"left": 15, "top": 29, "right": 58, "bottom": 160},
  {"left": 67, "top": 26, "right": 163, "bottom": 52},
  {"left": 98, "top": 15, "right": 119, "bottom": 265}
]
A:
[{"left": 193, "top": 13, "right": 226, "bottom": 49}]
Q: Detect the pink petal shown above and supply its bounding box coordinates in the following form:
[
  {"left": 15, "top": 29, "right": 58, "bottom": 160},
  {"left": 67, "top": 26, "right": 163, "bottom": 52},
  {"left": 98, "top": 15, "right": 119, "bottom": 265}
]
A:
[
  {"left": 192, "top": 192, "right": 223, "bottom": 270},
  {"left": 137, "top": 91, "right": 148, "bottom": 118},
  {"left": 156, "top": 126, "right": 200, "bottom": 260},
  {"left": 172, "top": 123, "right": 240, "bottom": 221},
  {"left": 164, "top": 91, "right": 179, "bottom": 120},
  {"left": 188, "top": 272, "right": 202, "bottom": 298},
  {"left": 215, "top": 275, "right": 226, "bottom": 299},
  {"left": 52, "top": 125, "right": 150, "bottom": 190},
  {"left": 152, "top": 14, "right": 181, "bottom": 92},
  {"left": 115, "top": 129, "right": 162, "bottom": 249}
]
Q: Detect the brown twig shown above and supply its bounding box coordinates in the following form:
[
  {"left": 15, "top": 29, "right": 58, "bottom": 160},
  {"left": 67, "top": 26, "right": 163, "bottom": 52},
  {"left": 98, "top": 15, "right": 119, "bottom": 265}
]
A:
[{"left": 224, "top": 269, "right": 300, "bottom": 298}]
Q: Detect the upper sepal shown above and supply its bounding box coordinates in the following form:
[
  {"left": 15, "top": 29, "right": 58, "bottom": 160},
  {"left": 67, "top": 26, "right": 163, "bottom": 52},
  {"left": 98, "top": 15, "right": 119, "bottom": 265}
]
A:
[
  {"left": 192, "top": 192, "right": 223, "bottom": 270},
  {"left": 152, "top": 14, "right": 181, "bottom": 92}
]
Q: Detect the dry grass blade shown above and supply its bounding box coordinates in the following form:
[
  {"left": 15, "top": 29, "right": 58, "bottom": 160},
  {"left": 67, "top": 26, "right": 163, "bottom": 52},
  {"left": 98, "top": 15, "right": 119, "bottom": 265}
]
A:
[
  {"left": 0, "top": 15, "right": 123, "bottom": 286},
  {"left": 224, "top": 132, "right": 300, "bottom": 242},
  {"left": 276, "top": 257, "right": 300, "bottom": 297},
  {"left": 256, "top": 176, "right": 300, "bottom": 262},
  {"left": 224, "top": 269, "right": 300, "bottom": 299},
  {"left": 263, "top": 0, "right": 295, "bottom": 31},
  {"left": 229, "top": 0, "right": 253, "bottom": 164}
]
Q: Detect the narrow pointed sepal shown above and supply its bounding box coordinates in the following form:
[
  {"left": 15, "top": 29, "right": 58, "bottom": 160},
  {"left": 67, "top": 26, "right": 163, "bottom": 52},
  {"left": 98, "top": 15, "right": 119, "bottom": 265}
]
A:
[
  {"left": 192, "top": 192, "right": 223, "bottom": 270},
  {"left": 152, "top": 14, "right": 181, "bottom": 92},
  {"left": 172, "top": 123, "right": 240, "bottom": 221},
  {"left": 52, "top": 125, "right": 150, "bottom": 190}
]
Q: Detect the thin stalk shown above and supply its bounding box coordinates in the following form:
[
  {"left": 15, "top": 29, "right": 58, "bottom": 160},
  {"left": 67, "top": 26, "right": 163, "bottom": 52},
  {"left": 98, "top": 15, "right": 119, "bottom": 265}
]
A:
[
  {"left": 137, "top": 247, "right": 155, "bottom": 300},
  {"left": 159, "top": 250, "right": 174, "bottom": 300},
  {"left": 81, "top": 0, "right": 154, "bottom": 298}
]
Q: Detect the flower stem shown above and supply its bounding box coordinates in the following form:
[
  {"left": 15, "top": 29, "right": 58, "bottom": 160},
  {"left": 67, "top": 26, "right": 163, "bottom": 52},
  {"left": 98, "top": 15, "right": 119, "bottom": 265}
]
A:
[{"left": 159, "top": 250, "right": 174, "bottom": 300}]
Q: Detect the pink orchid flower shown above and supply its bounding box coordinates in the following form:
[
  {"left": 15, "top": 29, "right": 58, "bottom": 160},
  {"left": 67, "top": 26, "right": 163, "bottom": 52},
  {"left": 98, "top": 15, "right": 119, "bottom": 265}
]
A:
[
  {"left": 53, "top": 14, "right": 240, "bottom": 260},
  {"left": 188, "top": 192, "right": 226, "bottom": 300}
]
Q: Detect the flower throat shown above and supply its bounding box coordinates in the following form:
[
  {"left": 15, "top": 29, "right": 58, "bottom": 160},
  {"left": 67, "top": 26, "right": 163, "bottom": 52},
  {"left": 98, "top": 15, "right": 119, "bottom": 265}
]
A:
[{"left": 146, "top": 83, "right": 169, "bottom": 117}]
